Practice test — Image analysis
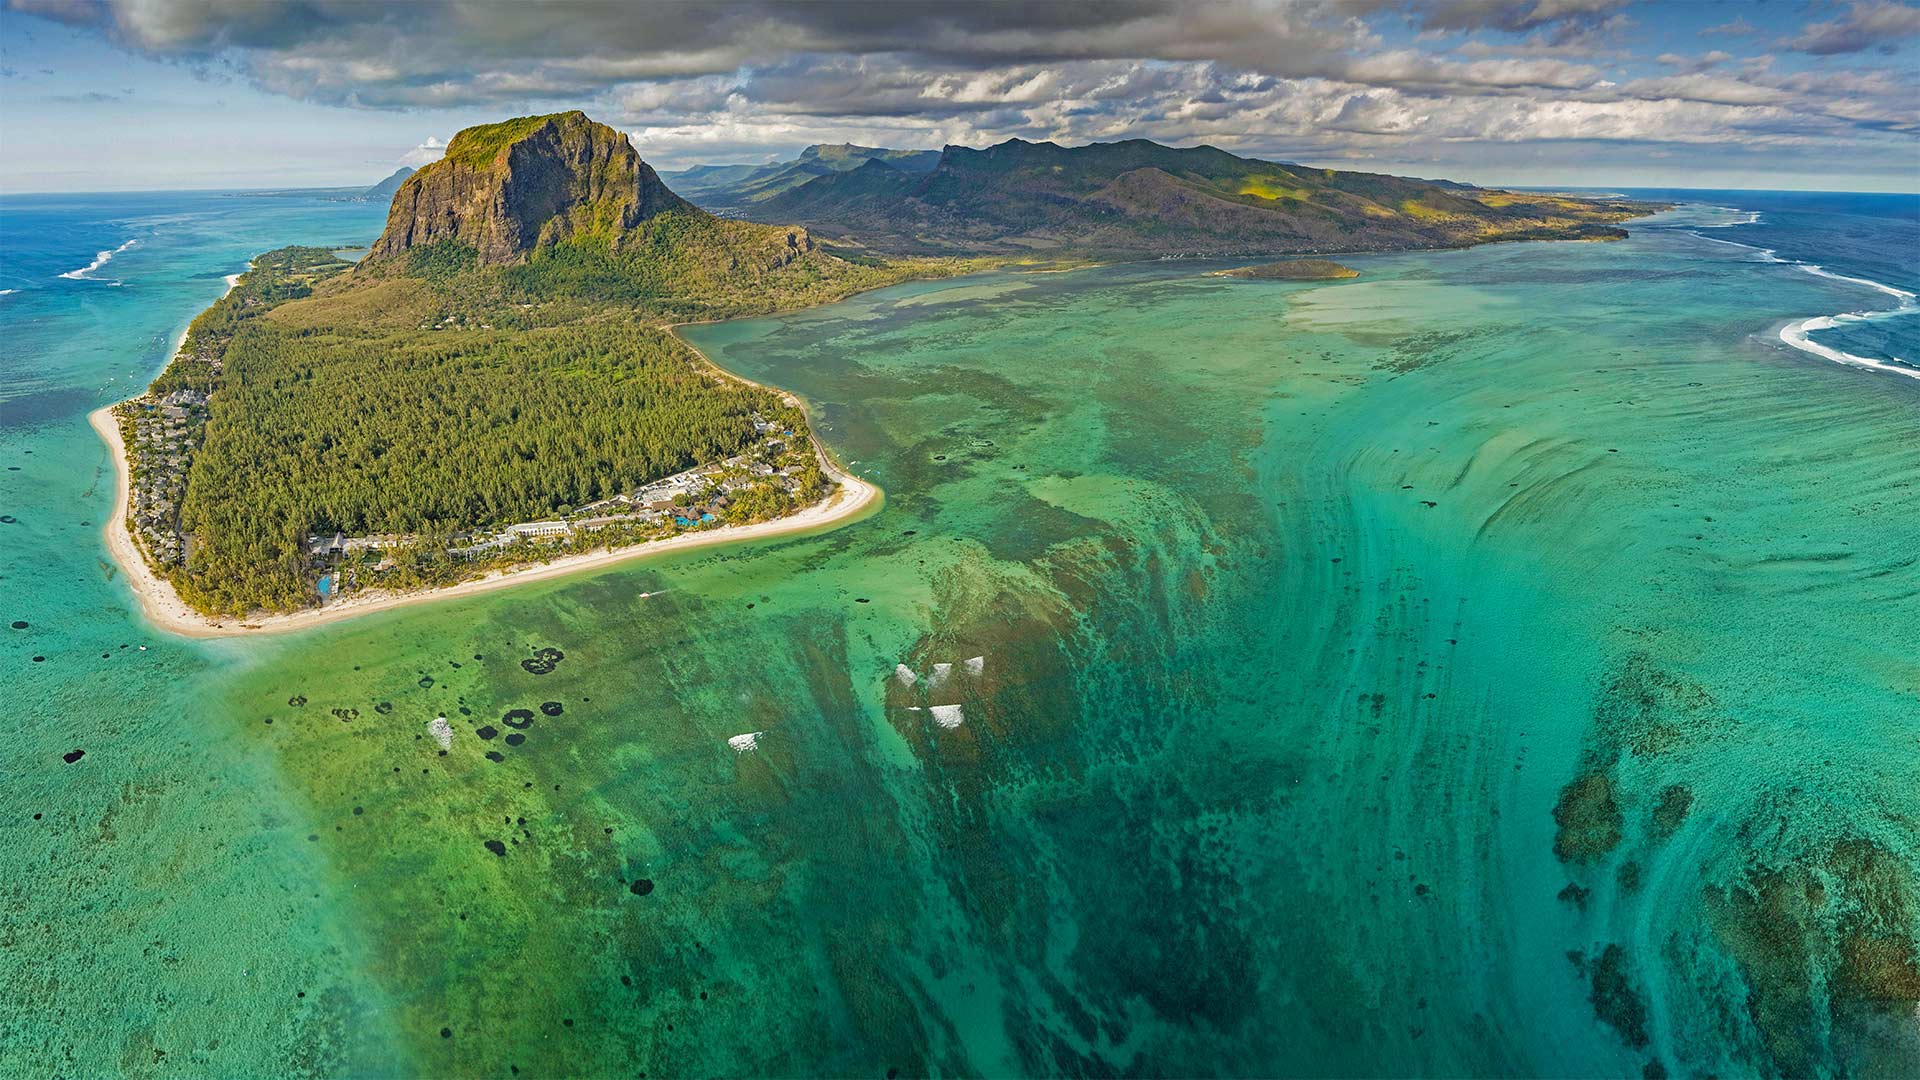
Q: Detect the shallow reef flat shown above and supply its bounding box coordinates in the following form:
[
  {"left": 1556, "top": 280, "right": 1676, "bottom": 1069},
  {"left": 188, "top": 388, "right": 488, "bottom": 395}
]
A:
[{"left": 9, "top": 212, "right": 1918, "bottom": 1074}]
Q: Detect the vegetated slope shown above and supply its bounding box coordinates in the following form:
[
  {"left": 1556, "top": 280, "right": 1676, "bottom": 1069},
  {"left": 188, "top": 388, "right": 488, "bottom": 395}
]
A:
[
  {"left": 747, "top": 137, "right": 1654, "bottom": 257},
  {"left": 663, "top": 143, "right": 941, "bottom": 213},
  {"left": 140, "top": 112, "right": 966, "bottom": 616},
  {"left": 1216, "top": 259, "right": 1361, "bottom": 280}
]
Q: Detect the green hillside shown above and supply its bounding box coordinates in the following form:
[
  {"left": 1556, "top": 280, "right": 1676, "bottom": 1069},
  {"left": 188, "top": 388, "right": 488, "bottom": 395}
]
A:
[{"left": 746, "top": 137, "right": 1654, "bottom": 256}]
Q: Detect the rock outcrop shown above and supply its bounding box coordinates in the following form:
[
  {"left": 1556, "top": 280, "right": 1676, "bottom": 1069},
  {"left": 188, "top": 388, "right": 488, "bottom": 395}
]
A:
[{"left": 366, "top": 111, "right": 696, "bottom": 265}]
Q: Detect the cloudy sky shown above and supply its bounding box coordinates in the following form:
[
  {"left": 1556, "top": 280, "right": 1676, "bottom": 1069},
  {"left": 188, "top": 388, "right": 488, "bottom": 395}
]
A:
[{"left": 3, "top": 0, "right": 1916, "bottom": 193}]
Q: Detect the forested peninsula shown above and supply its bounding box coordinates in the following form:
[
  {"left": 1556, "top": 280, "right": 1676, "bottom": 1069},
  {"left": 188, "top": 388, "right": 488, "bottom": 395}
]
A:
[
  {"left": 103, "top": 110, "right": 1660, "bottom": 628},
  {"left": 106, "top": 111, "right": 971, "bottom": 622}
]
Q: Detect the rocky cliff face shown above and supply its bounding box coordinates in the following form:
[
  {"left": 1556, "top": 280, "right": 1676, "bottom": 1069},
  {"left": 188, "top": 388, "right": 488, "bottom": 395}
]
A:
[{"left": 366, "top": 111, "right": 696, "bottom": 264}]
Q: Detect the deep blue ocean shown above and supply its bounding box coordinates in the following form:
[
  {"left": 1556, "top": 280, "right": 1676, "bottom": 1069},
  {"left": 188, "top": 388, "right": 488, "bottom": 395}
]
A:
[{"left": 1613, "top": 188, "right": 1919, "bottom": 375}]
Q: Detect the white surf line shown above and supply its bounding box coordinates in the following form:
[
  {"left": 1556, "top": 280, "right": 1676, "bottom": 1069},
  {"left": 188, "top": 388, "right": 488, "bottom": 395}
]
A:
[
  {"left": 1686, "top": 212, "right": 1918, "bottom": 380},
  {"left": 59, "top": 237, "right": 139, "bottom": 283},
  {"left": 1695, "top": 208, "right": 1761, "bottom": 228},
  {"left": 1780, "top": 264, "right": 1918, "bottom": 381}
]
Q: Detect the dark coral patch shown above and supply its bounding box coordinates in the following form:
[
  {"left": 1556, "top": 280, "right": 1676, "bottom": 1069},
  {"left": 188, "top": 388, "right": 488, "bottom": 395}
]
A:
[
  {"left": 476, "top": 726, "right": 498, "bottom": 740},
  {"left": 62, "top": 749, "right": 85, "bottom": 764},
  {"left": 629, "top": 878, "right": 654, "bottom": 896},
  {"left": 485, "top": 751, "right": 505, "bottom": 763},
  {"left": 9, "top": 621, "right": 25, "bottom": 630},
  {"left": 1585, "top": 944, "right": 1651, "bottom": 1049},
  {"left": 1553, "top": 771, "right": 1623, "bottom": 862},
  {"left": 374, "top": 701, "right": 394, "bottom": 715},
  {"left": 504, "top": 733, "right": 526, "bottom": 747},
  {"left": 502, "top": 709, "right": 535, "bottom": 730},
  {"left": 417, "top": 676, "right": 435, "bottom": 688},
  {"left": 1650, "top": 784, "right": 1693, "bottom": 836},
  {"left": 483, "top": 840, "right": 507, "bottom": 857},
  {"left": 519, "top": 646, "right": 565, "bottom": 675},
  {"left": 540, "top": 701, "right": 564, "bottom": 716},
  {"left": 287, "top": 695, "right": 307, "bottom": 707}
]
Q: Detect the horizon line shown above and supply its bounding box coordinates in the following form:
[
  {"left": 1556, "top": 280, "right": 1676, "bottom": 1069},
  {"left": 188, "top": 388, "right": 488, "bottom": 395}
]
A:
[{"left": 6, "top": 179, "right": 1918, "bottom": 199}]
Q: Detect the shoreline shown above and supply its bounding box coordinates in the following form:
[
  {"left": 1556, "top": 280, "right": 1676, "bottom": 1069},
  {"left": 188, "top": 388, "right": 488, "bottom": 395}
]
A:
[{"left": 89, "top": 403, "right": 880, "bottom": 639}]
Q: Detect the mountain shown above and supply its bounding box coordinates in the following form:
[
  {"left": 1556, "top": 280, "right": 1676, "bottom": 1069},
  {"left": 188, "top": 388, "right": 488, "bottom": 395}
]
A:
[
  {"left": 361, "top": 166, "right": 414, "bottom": 201},
  {"left": 367, "top": 112, "right": 699, "bottom": 264},
  {"left": 662, "top": 143, "right": 941, "bottom": 213},
  {"left": 744, "top": 137, "right": 1651, "bottom": 257}
]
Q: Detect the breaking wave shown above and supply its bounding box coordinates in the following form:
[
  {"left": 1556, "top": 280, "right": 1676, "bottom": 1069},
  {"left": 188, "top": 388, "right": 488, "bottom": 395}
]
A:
[
  {"left": 59, "top": 237, "right": 138, "bottom": 284},
  {"left": 1690, "top": 219, "right": 1917, "bottom": 381}
]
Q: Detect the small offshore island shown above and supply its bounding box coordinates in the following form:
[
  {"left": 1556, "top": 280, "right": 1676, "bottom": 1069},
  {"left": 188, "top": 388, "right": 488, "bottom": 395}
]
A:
[
  {"left": 1214, "top": 258, "right": 1361, "bottom": 281},
  {"left": 96, "top": 110, "right": 1656, "bottom": 634}
]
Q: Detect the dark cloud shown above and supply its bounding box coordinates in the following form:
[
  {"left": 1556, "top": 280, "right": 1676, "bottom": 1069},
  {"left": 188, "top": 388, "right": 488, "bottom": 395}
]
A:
[
  {"left": 6, "top": 0, "right": 1916, "bottom": 176},
  {"left": 1781, "top": 0, "right": 1920, "bottom": 55},
  {"left": 3, "top": 0, "right": 1367, "bottom": 105}
]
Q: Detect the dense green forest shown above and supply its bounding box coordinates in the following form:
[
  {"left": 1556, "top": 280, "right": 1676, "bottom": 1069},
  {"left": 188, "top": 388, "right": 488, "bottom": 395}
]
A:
[{"left": 173, "top": 318, "right": 789, "bottom": 613}]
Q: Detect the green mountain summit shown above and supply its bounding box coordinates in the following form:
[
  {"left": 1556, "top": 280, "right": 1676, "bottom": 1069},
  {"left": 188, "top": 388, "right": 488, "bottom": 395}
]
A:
[{"left": 738, "top": 136, "right": 1650, "bottom": 257}]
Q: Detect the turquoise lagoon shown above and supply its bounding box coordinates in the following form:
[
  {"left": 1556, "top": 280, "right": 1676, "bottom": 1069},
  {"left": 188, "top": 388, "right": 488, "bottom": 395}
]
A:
[{"left": 2, "top": 192, "right": 1916, "bottom": 1076}]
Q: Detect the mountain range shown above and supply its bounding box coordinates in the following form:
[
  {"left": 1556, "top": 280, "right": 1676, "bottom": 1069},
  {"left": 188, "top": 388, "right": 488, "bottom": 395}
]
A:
[
  {"left": 362, "top": 112, "right": 1646, "bottom": 272},
  {"left": 679, "top": 137, "right": 1647, "bottom": 258}
]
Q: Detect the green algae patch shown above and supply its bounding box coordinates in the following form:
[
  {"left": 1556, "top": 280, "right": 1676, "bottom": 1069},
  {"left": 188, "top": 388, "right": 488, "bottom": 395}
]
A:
[
  {"left": 1649, "top": 784, "right": 1693, "bottom": 837},
  {"left": 1552, "top": 771, "right": 1624, "bottom": 862}
]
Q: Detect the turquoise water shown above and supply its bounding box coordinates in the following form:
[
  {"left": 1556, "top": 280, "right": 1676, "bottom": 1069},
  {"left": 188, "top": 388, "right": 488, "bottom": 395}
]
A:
[{"left": 4, "top": 193, "right": 1917, "bottom": 1076}]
